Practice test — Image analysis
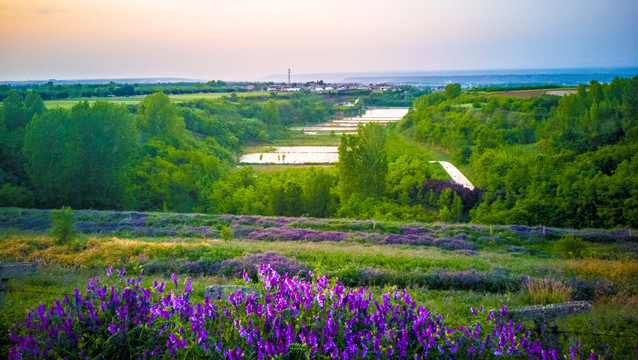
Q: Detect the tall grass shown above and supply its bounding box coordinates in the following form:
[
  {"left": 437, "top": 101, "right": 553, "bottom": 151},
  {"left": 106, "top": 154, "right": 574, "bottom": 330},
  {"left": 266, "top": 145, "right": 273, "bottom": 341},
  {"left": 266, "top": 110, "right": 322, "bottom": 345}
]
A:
[{"left": 524, "top": 277, "right": 572, "bottom": 305}]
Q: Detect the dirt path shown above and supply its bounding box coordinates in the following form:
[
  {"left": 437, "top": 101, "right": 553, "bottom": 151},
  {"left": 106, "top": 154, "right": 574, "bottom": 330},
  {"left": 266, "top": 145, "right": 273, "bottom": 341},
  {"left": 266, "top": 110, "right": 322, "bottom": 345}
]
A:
[{"left": 429, "top": 161, "right": 474, "bottom": 190}]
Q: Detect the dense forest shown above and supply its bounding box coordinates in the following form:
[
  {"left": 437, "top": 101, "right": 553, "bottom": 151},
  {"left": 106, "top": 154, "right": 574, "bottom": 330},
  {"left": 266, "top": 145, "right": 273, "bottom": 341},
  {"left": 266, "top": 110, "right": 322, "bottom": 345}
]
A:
[
  {"left": 1, "top": 78, "right": 636, "bottom": 228},
  {"left": 400, "top": 78, "right": 638, "bottom": 228}
]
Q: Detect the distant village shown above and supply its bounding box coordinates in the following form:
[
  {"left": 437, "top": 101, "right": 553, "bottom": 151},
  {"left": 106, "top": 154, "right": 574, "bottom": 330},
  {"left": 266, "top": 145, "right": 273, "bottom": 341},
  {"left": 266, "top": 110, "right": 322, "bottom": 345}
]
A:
[{"left": 238, "top": 83, "right": 404, "bottom": 93}]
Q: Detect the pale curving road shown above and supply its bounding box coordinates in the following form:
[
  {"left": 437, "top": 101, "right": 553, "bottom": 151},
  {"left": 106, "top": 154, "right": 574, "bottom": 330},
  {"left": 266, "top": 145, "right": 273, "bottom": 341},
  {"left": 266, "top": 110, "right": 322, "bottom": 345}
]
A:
[{"left": 429, "top": 161, "right": 475, "bottom": 190}]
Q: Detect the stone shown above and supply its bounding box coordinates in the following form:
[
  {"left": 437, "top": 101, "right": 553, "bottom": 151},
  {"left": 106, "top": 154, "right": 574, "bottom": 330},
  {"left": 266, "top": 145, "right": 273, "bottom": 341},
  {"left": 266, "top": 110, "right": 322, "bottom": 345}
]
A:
[
  {"left": 0, "top": 262, "right": 37, "bottom": 308},
  {"left": 491, "top": 301, "right": 591, "bottom": 324},
  {"left": 204, "top": 285, "right": 261, "bottom": 301}
]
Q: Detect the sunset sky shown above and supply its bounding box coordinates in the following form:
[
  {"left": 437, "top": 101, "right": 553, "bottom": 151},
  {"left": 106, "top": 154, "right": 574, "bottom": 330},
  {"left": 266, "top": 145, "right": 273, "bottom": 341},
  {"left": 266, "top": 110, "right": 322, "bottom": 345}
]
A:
[{"left": 1, "top": 0, "right": 637, "bottom": 81}]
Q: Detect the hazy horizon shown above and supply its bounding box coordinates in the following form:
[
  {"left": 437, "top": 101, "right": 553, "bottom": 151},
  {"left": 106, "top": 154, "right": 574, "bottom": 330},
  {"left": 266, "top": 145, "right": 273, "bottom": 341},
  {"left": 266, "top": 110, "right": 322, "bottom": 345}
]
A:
[{"left": 1, "top": 0, "right": 637, "bottom": 81}]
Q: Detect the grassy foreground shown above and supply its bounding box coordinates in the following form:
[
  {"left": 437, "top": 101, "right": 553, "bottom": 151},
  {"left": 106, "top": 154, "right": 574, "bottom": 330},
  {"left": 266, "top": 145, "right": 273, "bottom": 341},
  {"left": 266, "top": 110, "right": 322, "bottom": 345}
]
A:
[{"left": 0, "top": 208, "right": 637, "bottom": 358}]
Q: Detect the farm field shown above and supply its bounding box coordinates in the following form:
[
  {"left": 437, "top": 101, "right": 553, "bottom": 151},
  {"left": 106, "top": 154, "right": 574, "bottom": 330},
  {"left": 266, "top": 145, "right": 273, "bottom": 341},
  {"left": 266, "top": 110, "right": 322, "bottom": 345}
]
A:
[
  {"left": 43, "top": 91, "right": 270, "bottom": 109},
  {"left": 1, "top": 208, "right": 637, "bottom": 358},
  {"left": 482, "top": 88, "right": 577, "bottom": 98},
  {"left": 240, "top": 146, "right": 339, "bottom": 164},
  {"left": 240, "top": 108, "right": 411, "bottom": 165},
  {"left": 295, "top": 107, "right": 409, "bottom": 135}
]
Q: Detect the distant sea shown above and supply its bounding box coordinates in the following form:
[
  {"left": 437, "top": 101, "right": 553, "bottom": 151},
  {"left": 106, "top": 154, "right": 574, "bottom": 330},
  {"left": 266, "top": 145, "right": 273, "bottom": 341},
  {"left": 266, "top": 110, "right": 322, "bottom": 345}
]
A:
[{"left": 263, "top": 67, "right": 638, "bottom": 87}]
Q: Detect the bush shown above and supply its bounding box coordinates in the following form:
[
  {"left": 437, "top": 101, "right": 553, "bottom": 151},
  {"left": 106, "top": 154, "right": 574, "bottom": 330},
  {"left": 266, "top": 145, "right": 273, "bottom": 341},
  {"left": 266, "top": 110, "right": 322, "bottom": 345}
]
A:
[
  {"left": 220, "top": 225, "right": 234, "bottom": 241},
  {"left": 0, "top": 184, "right": 34, "bottom": 208},
  {"left": 50, "top": 206, "right": 75, "bottom": 247},
  {"left": 554, "top": 234, "right": 589, "bottom": 259}
]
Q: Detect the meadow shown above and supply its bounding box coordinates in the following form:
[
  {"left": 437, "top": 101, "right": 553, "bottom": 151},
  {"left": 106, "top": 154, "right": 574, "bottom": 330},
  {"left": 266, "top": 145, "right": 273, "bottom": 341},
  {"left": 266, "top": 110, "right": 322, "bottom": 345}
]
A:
[{"left": 1, "top": 208, "right": 637, "bottom": 358}]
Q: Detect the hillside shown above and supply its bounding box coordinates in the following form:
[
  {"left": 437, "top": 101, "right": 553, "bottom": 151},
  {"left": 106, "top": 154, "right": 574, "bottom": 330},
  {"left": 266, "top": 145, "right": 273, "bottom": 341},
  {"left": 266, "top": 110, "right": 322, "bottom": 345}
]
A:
[{"left": 1, "top": 208, "right": 637, "bottom": 358}]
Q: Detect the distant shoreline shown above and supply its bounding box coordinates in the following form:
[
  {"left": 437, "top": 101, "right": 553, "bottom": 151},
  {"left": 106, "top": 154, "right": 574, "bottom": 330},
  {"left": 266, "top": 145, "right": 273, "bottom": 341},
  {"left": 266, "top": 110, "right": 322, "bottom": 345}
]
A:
[{"left": 2, "top": 66, "right": 637, "bottom": 86}]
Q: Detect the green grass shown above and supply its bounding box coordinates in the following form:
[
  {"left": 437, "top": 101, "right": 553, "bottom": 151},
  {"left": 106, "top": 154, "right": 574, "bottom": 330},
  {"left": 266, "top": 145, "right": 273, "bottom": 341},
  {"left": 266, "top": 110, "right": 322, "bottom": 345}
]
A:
[
  {"left": 388, "top": 129, "right": 451, "bottom": 162},
  {"left": 269, "top": 133, "right": 342, "bottom": 146},
  {"left": 242, "top": 146, "right": 277, "bottom": 154},
  {"left": 44, "top": 92, "right": 269, "bottom": 109}
]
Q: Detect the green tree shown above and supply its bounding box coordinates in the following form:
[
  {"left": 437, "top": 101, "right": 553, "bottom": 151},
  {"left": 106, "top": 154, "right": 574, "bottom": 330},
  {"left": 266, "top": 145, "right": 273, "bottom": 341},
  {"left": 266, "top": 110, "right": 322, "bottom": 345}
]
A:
[
  {"left": 445, "top": 83, "right": 462, "bottom": 99},
  {"left": 138, "top": 92, "right": 185, "bottom": 145},
  {"left": 23, "top": 108, "right": 74, "bottom": 206},
  {"left": 337, "top": 122, "right": 388, "bottom": 199},
  {"left": 2, "top": 91, "right": 24, "bottom": 130},
  {"left": 303, "top": 168, "right": 334, "bottom": 218},
  {"left": 450, "top": 192, "right": 464, "bottom": 223},
  {"left": 23, "top": 90, "right": 45, "bottom": 124},
  {"left": 23, "top": 102, "right": 137, "bottom": 209},
  {"left": 68, "top": 102, "right": 137, "bottom": 208},
  {"left": 50, "top": 206, "right": 76, "bottom": 247},
  {"left": 261, "top": 99, "right": 281, "bottom": 126}
]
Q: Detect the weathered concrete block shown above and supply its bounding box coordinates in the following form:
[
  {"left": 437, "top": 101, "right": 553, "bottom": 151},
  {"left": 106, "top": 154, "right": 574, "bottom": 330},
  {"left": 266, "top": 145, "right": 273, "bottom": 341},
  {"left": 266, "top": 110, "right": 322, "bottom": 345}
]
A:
[
  {"left": 0, "top": 262, "right": 37, "bottom": 308},
  {"left": 0, "top": 262, "right": 36, "bottom": 280},
  {"left": 204, "top": 285, "right": 261, "bottom": 301}
]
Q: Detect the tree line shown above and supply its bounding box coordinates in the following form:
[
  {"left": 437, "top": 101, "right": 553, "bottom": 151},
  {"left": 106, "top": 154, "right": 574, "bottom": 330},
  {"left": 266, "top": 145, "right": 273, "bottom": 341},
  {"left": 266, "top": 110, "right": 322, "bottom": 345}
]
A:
[{"left": 0, "top": 89, "right": 448, "bottom": 220}]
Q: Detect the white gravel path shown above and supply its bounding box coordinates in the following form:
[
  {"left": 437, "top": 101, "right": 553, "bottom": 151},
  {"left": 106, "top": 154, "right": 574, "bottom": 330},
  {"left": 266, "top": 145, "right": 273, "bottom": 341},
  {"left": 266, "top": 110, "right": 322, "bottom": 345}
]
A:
[{"left": 429, "top": 161, "right": 475, "bottom": 190}]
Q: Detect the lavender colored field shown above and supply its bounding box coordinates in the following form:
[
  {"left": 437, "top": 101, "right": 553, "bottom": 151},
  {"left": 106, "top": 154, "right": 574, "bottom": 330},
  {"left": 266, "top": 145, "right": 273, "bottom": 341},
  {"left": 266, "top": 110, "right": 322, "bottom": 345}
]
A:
[{"left": 1, "top": 208, "right": 635, "bottom": 249}]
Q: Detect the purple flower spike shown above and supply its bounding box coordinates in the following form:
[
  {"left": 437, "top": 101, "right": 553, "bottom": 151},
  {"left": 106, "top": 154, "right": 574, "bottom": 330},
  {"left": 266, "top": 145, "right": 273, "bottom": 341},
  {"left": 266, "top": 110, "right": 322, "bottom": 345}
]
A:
[
  {"left": 243, "top": 271, "right": 250, "bottom": 284},
  {"left": 171, "top": 273, "right": 179, "bottom": 289},
  {"left": 108, "top": 323, "right": 118, "bottom": 335},
  {"left": 119, "top": 268, "right": 125, "bottom": 276},
  {"left": 106, "top": 267, "right": 113, "bottom": 278}
]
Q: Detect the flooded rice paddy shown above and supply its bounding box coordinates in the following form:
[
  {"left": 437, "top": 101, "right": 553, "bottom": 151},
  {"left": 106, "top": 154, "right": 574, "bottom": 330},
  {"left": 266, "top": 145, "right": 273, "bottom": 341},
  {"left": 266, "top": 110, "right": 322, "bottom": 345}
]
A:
[
  {"left": 294, "top": 107, "right": 409, "bottom": 135},
  {"left": 241, "top": 108, "right": 409, "bottom": 164}
]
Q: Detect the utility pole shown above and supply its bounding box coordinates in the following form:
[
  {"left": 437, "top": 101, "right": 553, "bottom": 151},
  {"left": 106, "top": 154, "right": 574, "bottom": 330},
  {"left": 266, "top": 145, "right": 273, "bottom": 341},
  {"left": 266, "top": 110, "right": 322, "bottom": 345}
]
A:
[{"left": 288, "top": 68, "right": 291, "bottom": 84}]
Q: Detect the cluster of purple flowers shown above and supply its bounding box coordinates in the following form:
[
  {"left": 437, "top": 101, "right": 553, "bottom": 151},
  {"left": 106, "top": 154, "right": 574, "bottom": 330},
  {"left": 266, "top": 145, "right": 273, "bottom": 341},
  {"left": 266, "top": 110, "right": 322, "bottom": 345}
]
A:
[
  {"left": 2, "top": 209, "right": 635, "bottom": 249},
  {"left": 218, "top": 252, "right": 310, "bottom": 280},
  {"left": 245, "top": 227, "right": 349, "bottom": 242},
  {"left": 10, "top": 265, "right": 592, "bottom": 360},
  {"left": 383, "top": 233, "right": 474, "bottom": 250}
]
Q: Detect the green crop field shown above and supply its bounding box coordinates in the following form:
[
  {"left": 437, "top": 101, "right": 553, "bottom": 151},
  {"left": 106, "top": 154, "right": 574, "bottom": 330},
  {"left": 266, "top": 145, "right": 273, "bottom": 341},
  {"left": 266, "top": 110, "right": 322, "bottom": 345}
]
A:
[{"left": 43, "top": 91, "right": 269, "bottom": 109}]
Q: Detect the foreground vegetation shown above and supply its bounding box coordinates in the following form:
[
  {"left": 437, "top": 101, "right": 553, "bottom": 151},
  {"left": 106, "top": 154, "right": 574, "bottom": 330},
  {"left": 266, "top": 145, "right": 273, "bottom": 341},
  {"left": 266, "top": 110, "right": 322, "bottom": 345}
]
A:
[{"left": 1, "top": 208, "right": 637, "bottom": 358}]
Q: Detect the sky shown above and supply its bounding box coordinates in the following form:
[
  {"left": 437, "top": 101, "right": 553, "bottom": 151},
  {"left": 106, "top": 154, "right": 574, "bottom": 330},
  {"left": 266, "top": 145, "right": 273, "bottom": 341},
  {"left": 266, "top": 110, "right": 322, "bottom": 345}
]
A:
[{"left": 1, "top": 0, "right": 637, "bottom": 81}]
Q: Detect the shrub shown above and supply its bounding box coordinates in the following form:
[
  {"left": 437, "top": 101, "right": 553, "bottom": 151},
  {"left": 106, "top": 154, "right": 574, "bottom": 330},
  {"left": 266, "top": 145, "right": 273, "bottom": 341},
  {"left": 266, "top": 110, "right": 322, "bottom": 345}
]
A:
[
  {"left": 0, "top": 184, "right": 34, "bottom": 208},
  {"left": 50, "top": 206, "right": 75, "bottom": 247},
  {"left": 524, "top": 277, "right": 573, "bottom": 305},
  {"left": 554, "top": 235, "right": 589, "bottom": 259},
  {"left": 220, "top": 225, "right": 234, "bottom": 241}
]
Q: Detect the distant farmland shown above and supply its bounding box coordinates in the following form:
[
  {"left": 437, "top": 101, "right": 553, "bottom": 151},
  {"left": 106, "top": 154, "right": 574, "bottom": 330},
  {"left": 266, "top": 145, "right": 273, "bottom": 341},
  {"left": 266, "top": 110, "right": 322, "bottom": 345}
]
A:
[
  {"left": 486, "top": 88, "right": 577, "bottom": 98},
  {"left": 43, "top": 91, "right": 270, "bottom": 109}
]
